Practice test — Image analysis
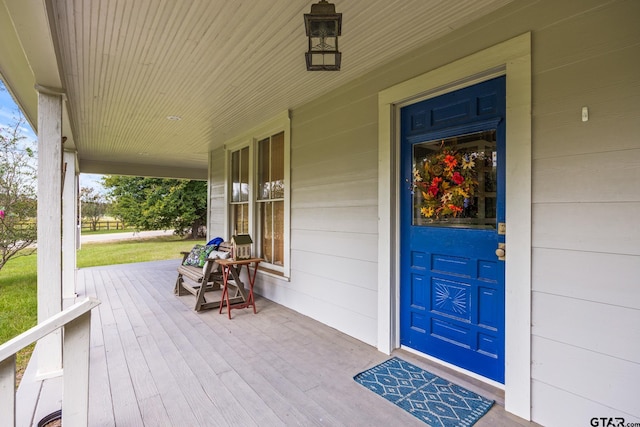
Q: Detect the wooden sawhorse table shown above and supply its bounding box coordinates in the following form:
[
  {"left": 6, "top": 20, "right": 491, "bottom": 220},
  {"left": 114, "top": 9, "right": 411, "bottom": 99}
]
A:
[{"left": 217, "top": 257, "right": 261, "bottom": 319}]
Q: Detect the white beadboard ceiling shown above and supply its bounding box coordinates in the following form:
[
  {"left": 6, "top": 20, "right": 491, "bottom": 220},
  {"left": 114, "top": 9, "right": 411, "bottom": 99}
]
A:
[{"left": 2, "top": 0, "right": 512, "bottom": 178}]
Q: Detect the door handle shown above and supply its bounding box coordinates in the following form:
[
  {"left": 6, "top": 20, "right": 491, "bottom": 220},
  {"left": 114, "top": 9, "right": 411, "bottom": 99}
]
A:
[{"left": 495, "top": 243, "right": 505, "bottom": 260}]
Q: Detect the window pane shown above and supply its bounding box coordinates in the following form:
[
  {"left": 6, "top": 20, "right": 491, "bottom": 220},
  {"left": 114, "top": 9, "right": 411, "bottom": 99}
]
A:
[
  {"left": 233, "top": 203, "right": 249, "bottom": 235},
  {"left": 231, "top": 147, "right": 249, "bottom": 202},
  {"left": 260, "top": 202, "right": 273, "bottom": 263},
  {"left": 260, "top": 201, "right": 284, "bottom": 266},
  {"left": 257, "top": 137, "right": 270, "bottom": 200},
  {"left": 272, "top": 200, "right": 284, "bottom": 266},
  {"left": 240, "top": 147, "right": 249, "bottom": 202},
  {"left": 257, "top": 132, "right": 285, "bottom": 201},
  {"left": 231, "top": 150, "right": 240, "bottom": 202},
  {"left": 412, "top": 130, "right": 497, "bottom": 228},
  {"left": 271, "top": 132, "right": 285, "bottom": 199}
]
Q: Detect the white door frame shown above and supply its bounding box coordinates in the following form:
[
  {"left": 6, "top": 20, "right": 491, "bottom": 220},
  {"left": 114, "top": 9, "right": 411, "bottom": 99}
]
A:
[{"left": 376, "top": 32, "right": 532, "bottom": 420}]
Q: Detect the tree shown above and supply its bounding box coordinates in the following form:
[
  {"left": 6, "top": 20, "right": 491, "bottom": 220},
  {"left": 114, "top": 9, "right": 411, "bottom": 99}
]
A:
[
  {"left": 103, "top": 176, "right": 207, "bottom": 238},
  {"left": 0, "top": 117, "right": 37, "bottom": 271},
  {"left": 80, "top": 187, "right": 108, "bottom": 231}
]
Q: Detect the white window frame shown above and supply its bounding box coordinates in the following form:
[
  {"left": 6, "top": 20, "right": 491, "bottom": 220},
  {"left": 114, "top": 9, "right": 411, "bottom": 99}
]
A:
[{"left": 224, "top": 111, "right": 291, "bottom": 278}]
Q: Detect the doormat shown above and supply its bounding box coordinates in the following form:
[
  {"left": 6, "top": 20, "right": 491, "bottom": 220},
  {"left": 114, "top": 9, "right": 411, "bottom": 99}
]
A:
[{"left": 354, "top": 357, "right": 494, "bottom": 427}]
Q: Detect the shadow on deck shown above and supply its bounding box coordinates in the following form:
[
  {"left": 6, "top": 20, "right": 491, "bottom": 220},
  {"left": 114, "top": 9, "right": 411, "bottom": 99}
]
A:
[{"left": 18, "top": 259, "right": 537, "bottom": 426}]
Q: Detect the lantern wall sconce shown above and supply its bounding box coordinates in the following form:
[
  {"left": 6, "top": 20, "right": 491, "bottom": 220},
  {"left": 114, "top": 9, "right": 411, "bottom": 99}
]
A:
[{"left": 304, "top": 0, "right": 342, "bottom": 71}]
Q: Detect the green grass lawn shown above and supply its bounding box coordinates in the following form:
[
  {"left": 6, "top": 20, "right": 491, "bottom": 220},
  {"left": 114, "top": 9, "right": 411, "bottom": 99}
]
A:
[
  {"left": 0, "top": 234, "right": 204, "bottom": 384},
  {"left": 77, "top": 235, "right": 204, "bottom": 267},
  {"left": 0, "top": 254, "right": 37, "bottom": 381}
]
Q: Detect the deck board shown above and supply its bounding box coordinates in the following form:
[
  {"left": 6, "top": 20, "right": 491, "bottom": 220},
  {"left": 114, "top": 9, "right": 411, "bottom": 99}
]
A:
[
  {"left": 121, "top": 270, "right": 237, "bottom": 426},
  {"left": 76, "top": 259, "right": 537, "bottom": 427}
]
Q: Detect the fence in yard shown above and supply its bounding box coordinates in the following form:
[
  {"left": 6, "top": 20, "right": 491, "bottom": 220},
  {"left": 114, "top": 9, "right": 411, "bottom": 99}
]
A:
[
  {"left": 13, "top": 221, "right": 126, "bottom": 232},
  {"left": 80, "top": 220, "right": 125, "bottom": 232}
]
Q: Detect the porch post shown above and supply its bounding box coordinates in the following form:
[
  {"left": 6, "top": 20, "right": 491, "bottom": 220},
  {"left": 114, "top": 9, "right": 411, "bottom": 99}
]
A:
[
  {"left": 62, "top": 150, "right": 78, "bottom": 300},
  {"left": 36, "top": 89, "right": 64, "bottom": 377}
]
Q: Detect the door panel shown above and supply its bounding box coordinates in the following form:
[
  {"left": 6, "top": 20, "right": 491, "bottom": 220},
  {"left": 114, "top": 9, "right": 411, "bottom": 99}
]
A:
[{"left": 400, "top": 77, "right": 506, "bottom": 383}]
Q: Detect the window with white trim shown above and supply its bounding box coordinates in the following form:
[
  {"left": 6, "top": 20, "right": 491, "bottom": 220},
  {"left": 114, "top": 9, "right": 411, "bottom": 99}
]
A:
[{"left": 226, "top": 113, "right": 290, "bottom": 277}]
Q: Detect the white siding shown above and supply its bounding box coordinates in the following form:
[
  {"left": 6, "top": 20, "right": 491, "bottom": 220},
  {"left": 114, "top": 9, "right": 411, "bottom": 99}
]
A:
[
  {"left": 529, "top": 0, "right": 640, "bottom": 423},
  {"left": 533, "top": 248, "right": 640, "bottom": 309},
  {"left": 276, "top": 90, "right": 380, "bottom": 344},
  {"left": 207, "top": 147, "right": 226, "bottom": 239},
  {"left": 208, "top": 0, "right": 640, "bottom": 423},
  {"left": 532, "top": 337, "right": 640, "bottom": 423}
]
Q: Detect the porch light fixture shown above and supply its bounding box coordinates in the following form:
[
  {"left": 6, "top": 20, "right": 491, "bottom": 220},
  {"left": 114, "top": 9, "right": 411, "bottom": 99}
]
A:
[{"left": 304, "top": 0, "right": 342, "bottom": 71}]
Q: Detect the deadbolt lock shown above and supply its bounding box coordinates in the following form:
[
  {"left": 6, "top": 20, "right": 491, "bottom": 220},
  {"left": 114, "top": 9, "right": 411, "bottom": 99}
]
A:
[{"left": 498, "top": 222, "right": 506, "bottom": 235}]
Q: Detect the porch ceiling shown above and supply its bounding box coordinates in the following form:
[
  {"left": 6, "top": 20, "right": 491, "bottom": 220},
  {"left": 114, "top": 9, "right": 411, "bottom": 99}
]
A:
[{"left": 0, "top": 0, "right": 511, "bottom": 179}]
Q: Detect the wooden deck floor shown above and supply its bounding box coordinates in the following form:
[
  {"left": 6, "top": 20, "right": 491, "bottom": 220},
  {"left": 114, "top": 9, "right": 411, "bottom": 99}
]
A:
[{"left": 76, "top": 259, "right": 536, "bottom": 427}]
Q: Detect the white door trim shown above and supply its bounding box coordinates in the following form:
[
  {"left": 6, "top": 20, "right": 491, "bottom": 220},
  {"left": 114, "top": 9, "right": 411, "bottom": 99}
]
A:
[{"left": 377, "top": 32, "right": 532, "bottom": 420}]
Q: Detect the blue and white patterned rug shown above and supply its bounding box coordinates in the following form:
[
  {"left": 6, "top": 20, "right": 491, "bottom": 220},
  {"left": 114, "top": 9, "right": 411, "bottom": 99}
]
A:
[{"left": 354, "top": 357, "right": 494, "bottom": 427}]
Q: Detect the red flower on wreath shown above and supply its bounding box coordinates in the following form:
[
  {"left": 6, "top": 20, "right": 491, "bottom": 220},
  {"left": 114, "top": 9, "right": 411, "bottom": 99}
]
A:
[
  {"left": 448, "top": 204, "right": 463, "bottom": 214},
  {"left": 451, "top": 172, "right": 464, "bottom": 185},
  {"left": 428, "top": 177, "right": 442, "bottom": 197},
  {"left": 443, "top": 154, "right": 457, "bottom": 170}
]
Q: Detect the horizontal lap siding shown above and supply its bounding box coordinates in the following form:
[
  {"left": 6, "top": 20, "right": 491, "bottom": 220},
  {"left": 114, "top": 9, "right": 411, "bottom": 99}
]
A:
[
  {"left": 278, "top": 92, "right": 380, "bottom": 345},
  {"left": 529, "top": 0, "right": 640, "bottom": 424},
  {"left": 533, "top": 149, "right": 640, "bottom": 203},
  {"left": 208, "top": 147, "right": 226, "bottom": 239},
  {"left": 532, "top": 337, "right": 640, "bottom": 425}
]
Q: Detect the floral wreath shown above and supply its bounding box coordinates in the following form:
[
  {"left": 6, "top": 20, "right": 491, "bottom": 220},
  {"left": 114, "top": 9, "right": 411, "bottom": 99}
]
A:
[{"left": 412, "top": 148, "right": 479, "bottom": 220}]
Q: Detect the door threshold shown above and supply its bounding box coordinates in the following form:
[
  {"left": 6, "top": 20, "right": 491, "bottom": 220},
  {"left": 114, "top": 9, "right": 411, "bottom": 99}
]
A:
[{"left": 395, "top": 346, "right": 505, "bottom": 406}]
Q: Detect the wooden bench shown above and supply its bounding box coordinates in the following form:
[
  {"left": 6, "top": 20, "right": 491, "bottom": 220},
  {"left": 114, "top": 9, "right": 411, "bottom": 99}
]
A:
[{"left": 174, "top": 242, "right": 246, "bottom": 311}]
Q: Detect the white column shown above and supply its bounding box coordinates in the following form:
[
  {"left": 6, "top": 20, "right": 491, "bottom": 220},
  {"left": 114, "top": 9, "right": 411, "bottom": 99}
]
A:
[
  {"left": 36, "top": 90, "right": 63, "bottom": 377},
  {"left": 62, "top": 150, "right": 78, "bottom": 300}
]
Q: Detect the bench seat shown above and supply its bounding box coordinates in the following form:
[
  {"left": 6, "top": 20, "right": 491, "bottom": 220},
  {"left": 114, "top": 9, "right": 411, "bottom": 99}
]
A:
[{"left": 174, "top": 243, "right": 245, "bottom": 311}]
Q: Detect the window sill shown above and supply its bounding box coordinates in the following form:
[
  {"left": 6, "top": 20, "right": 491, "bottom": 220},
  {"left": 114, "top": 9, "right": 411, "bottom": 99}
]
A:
[{"left": 258, "top": 266, "right": 290, "bottom": 282}]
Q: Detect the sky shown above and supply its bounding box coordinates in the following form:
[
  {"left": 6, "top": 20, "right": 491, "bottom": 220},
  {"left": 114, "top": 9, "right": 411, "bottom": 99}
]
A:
[
  {"left": 0, "top": 81, "right": 35, "bottom": 140},
  {"left": 0, "top": 78, "right": 105, "bottom": 193}
]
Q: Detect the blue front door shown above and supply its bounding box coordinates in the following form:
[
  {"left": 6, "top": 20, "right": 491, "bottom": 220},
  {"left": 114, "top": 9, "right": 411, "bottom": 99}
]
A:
[{"left": 400, "top": 77, "right": 506, "bottom": 383}]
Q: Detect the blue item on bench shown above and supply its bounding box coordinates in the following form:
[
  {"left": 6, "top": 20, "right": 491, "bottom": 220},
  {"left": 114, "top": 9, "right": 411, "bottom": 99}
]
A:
[{"left": 206, "top": 237, "right": 224, "bottom": 248}]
